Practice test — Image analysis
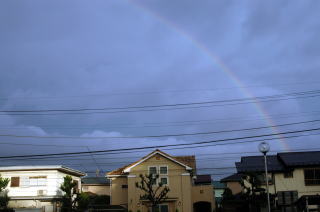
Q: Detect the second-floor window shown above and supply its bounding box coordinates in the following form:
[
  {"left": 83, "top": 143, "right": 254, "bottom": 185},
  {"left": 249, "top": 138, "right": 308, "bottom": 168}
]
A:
[
  {"left": 20, "top": 176, "right": 47, "bottom": 187},
  {"left": 148, "top": 166, "right": 169, "bottom": 185},
  {"left": 304, "top": 169, "right": 320, "bottom": 185}
]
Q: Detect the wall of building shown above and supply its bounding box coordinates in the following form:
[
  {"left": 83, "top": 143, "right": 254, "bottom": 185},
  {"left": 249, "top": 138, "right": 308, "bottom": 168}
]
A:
[
  {"left": 226, "top": 182, "right": 242, "bottom": 195},
  {"left": 110, "top": 176, "right": 128, "bottom": 207},
  {"left": 274, "top": 168, "right": 320, "bottom": 197},
  {"left": 82, "top": 185, "right": 110, "bottom": 196},
  {"left": 125, "top": 154, "right": 193, "bottom": 212},
  {"left": 1, "top": 170, "right": 82, "bottom": 210},
  {"left": 192, "top": 184, "right": 215, "bottom": 208}
]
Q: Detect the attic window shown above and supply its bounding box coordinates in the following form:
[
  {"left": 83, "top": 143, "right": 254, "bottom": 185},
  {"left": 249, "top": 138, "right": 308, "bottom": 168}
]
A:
[
  {"left": 149, "top": 167, "right": 157, "bottom": 175},
  {"left": 160, "top": 166, "right": 168, "bottom": 175}
]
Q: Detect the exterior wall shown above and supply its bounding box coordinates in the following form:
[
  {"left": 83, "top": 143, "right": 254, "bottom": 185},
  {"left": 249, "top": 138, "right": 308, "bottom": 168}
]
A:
[
  {"left": 1, "top": 170, "right": 61, "bottom": 197},
  {"left": 110, "top": 176, "right": 128, "bottom": 207},
  {"left": 226, "top": 182, "right": 242, "bottom": 195},
  {"left": 192, "top": 184, "right": 215, "bottom": 208},
  {"left": 274, "top": 168, "right": 320, "bottom": 197},
  {"left": 0, "top": 170, "right": 82, "bottom": 209},
  {"left": 82, "top": 185, "right": 110, "bottom": 196},
  {"left": 113, "top": 154, "right": 194, "bottom": 212}
]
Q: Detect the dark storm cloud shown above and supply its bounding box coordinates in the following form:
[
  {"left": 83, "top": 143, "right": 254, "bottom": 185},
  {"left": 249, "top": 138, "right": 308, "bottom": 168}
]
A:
[{"left": 0, "top": 0, "right": 319, "bottom": 178}]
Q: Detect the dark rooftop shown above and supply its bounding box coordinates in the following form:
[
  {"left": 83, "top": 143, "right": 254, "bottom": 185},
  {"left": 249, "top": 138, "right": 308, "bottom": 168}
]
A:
[
  {"left": 81, "top": 177, "right": 110, "bottom": 185},
  {"left": 194, "top": 174, "right": 212, "bottom": 185},
  {"left": 236, "top": 155, "right": 285, "bottom": 173},
  {"left": 220, "top": 173, "right": 243, "bottom": 182},
  {"left": 236, "top": 151, "right": 320, "bottom": 173},
  {"left": 278, "top": 151, "right": 320, "bottom": 167}
]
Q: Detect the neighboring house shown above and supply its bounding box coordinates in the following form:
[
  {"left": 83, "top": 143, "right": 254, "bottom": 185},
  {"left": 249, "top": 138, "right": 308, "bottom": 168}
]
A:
[
  {"left": 0, "top": 165, "right": 85, "bottom": 212},
  {"left": 212, "top": 181, "right": 226, "bottom": 208},
  {"left": 236, "top": 151, "right": 320, "bottom": 211},
  {"left": 81, "top": 177, "right": 111, "bottom": 196},
  {"left": 106, "top": 149, "right": 215, "bottom": 212},
  {"left": 220, "top": 173, "right": 243, "bottom": 195}
]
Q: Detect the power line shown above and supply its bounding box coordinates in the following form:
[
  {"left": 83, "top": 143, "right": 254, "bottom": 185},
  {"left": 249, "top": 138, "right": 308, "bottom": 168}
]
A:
[
  {"left": 1, "top": 89, "right": 320, "bottom": 115},
  {"left": 0, "top": 127, "right": 319, "bottom": 159},
  {"left": 0, "top": 119, "right": 318, "bottom": 140},
  {"left": 2, "top": 81, "right": 319, "bottom": 101}
]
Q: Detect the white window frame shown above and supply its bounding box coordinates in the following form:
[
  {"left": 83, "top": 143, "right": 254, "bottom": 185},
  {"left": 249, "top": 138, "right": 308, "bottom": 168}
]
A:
[
  {"left": 148, "top": 166, "right": 158, "bottom": 175},
  {"left": 159, "top": 176, "right": 169, "bottom": 186},
  {"left": 159, "top": 165, "right": 168, "bottom": 175}
]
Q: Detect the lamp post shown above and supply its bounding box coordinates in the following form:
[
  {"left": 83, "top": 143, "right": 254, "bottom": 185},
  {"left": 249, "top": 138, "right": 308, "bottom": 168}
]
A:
[{"left": 259, "top": 142, "right": 271, "bottom": 212}]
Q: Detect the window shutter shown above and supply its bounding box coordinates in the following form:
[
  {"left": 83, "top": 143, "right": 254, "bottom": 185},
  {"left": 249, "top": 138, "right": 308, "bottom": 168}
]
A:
[{"left": 11, "top": 177, "right": 20, "bottom": 187}]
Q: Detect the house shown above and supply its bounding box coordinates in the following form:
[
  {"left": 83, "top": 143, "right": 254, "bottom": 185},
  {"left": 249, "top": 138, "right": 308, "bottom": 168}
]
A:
[
  {"left": 236, "top": 151, "right": 320, "bottom": 211},
  {"left": 220, "top": 173, "right": 243, "bottom": 195},
  {"left": 0, "top": 165, "right": 85, "bottom": 212},
  {"left": 106, "top": 149, "right": 215, "bottom": 212},
  {"left": 81, "top": 177, "right": 111, "bottom": 196}
]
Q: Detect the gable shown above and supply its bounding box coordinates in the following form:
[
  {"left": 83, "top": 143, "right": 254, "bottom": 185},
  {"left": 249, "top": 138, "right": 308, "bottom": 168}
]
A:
[
  {"left": 107, "top": 150, "right": 194, "bottom": 176},
  {"left": 123, "top": 151, "right": 192, "bottom": 173}
]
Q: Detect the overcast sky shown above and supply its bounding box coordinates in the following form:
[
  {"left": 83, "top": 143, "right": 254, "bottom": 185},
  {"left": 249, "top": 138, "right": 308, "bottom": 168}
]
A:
[{"left": 0, "top": 0, "right": 320, "bottom": 178}]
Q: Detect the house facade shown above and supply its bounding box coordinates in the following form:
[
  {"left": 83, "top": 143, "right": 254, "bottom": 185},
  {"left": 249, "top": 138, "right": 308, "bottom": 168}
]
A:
[
  {"left": 107, "top": 149, "right": 215, "bottom": 212},
  {"left": 0, "top": 165, "right": 85, "bottom": 212},
  {"left": 236, "top": 151, "right": 320, "bottom": 211},
  {"left": 81, "top": 177, "right": 111, "bottom": 196}
]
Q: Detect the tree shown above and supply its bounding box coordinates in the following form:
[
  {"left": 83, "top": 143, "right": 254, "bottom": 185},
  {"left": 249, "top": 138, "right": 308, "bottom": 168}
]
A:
[
  {"left": 60, "top": 175, "right": 78, "bottom": 212},
  {"left": 0, "top": 174, "right": 10, "bottom": 209},
  {"left": 135, "top": 174, "right": 170, "bottom": 212}
]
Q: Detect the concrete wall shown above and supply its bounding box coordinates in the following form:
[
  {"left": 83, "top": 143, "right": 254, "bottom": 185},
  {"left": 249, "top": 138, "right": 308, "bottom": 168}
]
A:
[{"left": 82, "top": 185, "right": 110, "bottom": 196}]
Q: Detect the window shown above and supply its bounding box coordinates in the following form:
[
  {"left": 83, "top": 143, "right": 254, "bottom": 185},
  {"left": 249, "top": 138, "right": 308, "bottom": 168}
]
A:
[
  {"left": 283, "top": 171, "right": 293, "bottom": 178},
  {"left": 160, "top": 166, "right": 168, "bottom": 175},
  {"left": 149, "top": 166, "right": 157, "bottom": 175},
  {"left": 29, "top": 176, "right": 47, "bottom": 186},
  {"left": 304, "top": 169, "right": 320, "bottom": 185},
  {"left": 160, "top": 177, "right": 168, "bottom": 185},
  {"left": 122, "top": 184, "right": 128, "bottom": 188},
  {"left": 151, "top": 205, "right": 168, "bottom": 212},
  {"left": 11, "top": 177, "right": 20, "bottom": 187}
]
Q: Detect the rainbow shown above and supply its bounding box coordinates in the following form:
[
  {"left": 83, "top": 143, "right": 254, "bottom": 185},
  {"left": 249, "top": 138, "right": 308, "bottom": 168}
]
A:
[{"left": 129, "top": 1, "right": 290, "bottom": 151}]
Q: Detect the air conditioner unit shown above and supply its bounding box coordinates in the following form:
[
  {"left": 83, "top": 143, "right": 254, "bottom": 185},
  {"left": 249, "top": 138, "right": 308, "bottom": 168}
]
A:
[{"left": 37, "top": 190, "right": 47, "bottom": 196}]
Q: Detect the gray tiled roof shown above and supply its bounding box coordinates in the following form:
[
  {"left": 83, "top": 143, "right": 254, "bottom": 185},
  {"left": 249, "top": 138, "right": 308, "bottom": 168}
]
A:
[
  {"left": 236, "top": 155, "right": 285, "bottom": 173},
  {"left": 81, "top": 177, "right": 110, "bottom": 185},
  {"left": 278, "top": 151, "right": 320, "bottom": 167},
  {"left": 236, "top": 151, "right": 320, "bottom": 173}
]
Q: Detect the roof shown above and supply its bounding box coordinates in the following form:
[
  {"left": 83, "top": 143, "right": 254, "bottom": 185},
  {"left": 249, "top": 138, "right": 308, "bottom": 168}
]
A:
[
  {"left": 236, "top": 155, "right": 285, "bottom": 173},
  {"left": 220, "top": 173, "right": 242, "bottom": 182},
  {"left": 236, "top": 151, "right": 320, "bottom": 174},
  {"left": 212, "top": 181, "right": 226, "bottom": 189},
  {"left": 107, "top": 149, "right": 195, "bottom": 176},
  {"left": 278, "top": 151, "right": 320, "bottom": 167},
  {"left": 194, "top": 175, "right": 212, "bottom": 184},
  {"left": 81, "top": 177, "right": 110, "bottom": 185},
  {"left": 0, "top": 165, "right": 86, "bottom": 177}
]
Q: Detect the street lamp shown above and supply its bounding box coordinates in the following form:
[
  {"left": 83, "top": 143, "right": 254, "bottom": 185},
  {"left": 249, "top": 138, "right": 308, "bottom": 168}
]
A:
[{"left": 259, "top": 142, "right": 271, "bottom": 212}]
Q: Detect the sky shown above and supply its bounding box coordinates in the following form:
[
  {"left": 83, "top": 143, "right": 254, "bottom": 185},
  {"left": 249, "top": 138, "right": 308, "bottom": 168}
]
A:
[{"left": 0, "top": 0, "right": 320, "bottom": 179}]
